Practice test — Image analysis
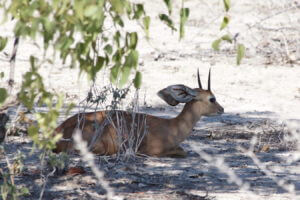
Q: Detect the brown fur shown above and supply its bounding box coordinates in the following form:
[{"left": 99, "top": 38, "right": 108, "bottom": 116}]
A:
[
  {"left": 53, "top": 74, "right": 224, "bottom": 157},
  {"left": 53, "top": 90, "right": 224, "bottom": 157}
]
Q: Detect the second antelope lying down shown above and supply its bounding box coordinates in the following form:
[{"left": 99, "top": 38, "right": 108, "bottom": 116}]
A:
[{"left": 53, "top": 70, "right": 224, "bottom": 157}]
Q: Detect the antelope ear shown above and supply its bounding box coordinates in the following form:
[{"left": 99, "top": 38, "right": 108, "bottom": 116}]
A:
[
  {"left": 157, "top": 84, "right": 198, "bottom": 106},
  {"left": 157, "top": 88, "right": 180, "bottom": 106}
]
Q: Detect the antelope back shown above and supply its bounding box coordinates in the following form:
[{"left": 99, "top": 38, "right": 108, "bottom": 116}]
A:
[{"left": 53, "top": 111, "right": 149, "bottom": 155}]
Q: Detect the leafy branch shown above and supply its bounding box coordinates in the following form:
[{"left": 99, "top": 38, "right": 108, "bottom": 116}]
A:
[{"left": 212, "top": 0, "right": 245, "bottom": 65}]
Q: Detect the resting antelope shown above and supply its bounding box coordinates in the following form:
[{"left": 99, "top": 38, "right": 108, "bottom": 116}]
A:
[{"left": 53, "top": 69, "right": 224, "bottom": 157}]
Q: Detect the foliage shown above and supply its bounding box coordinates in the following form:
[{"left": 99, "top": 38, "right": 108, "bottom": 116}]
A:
[
  {"left": 0, "top": 0, "right": 188, "bottom": 88},
  {"left": 0, "top": 152, "right": 30, "bottom": 200},
  {"left": 236, "top": 43, "right": 245, "bottom": 65},
  {"left": 0, "top": 88, "right": 7, "bottom": 107},
  {"left": 16, "top": 56, "right": 70, "bottom": 150},
  {"left": 47, "top": 152, "right": 69, "bottom": 171},
  {"left": 0, "top": 70, "right": 7, "bottom": 107},
  {"left": 0, "top": 0, "right": 188, "bottom": 153},
  {"left": 0, "top": 37, "right": 8, "bottom": 107},
  {"left": 0, "top": 173, "right": 30, "bottom": 200},
  {"left": 0, "top": 37, "right": 7, "bottom": 52},
  {"left": 179, "top": 7, "right": 190, "bottom": 39},
  {"left": 212, "top": 0, "right": 245, "bottom": 65}
]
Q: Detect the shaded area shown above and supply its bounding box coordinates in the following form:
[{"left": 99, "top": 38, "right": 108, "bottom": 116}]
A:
[{"left": 1, "top": 110, "right": 299, "bottom": 199}]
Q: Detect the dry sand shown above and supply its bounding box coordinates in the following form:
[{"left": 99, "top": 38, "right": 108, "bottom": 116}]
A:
[{"left": 0, "top": 0, "right": 300, "bottom": 199}]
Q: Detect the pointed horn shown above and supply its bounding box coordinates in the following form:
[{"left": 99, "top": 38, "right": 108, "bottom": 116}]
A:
[
  {"left": 208, "top": 68, "right": 211, "bottom": 91},
  {"left": 197, "top": 68, "right": 202, "bottom": 89}
]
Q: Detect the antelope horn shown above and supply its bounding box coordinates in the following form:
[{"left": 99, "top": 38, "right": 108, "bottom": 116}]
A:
[
  {"left": 208, "top": 68, "right": 211, "bottom": 91},
  {"left": 197, "top": 68, "right": 202, "bottom": 89}
]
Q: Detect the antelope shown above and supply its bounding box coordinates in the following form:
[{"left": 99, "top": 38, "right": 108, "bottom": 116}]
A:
[{"left": 53, "top": 69, "right": 224, "bottom": 157}]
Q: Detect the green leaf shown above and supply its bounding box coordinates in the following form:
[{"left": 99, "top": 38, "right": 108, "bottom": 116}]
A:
[
  {"left": 0, "top": 72, "right": 4, "bottom": 78},
  {"left": 143, "top": 16, "right": 150, "bottom": 39},
  {"left": 236, "top": 43, "right": 245, "bottom": 65},
  {"left": 125, "top": 1, "right": 132, "bottom": 16},
  {"left": 221, "top": 34, "right": 232, "bottom": 43},
  {"left": 96, "top": 56, "right": 105, "bottom": 71},
  {"left": 56, "top": 36, "right": 74, "bottom": 53},
  {"left": 128, "top": 32, "right": 138, "bottom": 49},
  {"left": 179, "top": 8, "right": 189, "bottom": 39},
  {"left": 19, "top": 187, "right": 30, "bottom": 196},
  {"left": 133, "top": 71, "right": 142, "bottom": 89},
  {"left": 74, "top": 0, "right": 85, "bottom": 20},
  {"left": 0, "top": 88, "right": 7, "bottom": 106},
  {"left": 28, "top": 125, "right": 39, "bottom": 141},
  {"left": 114, "top": 15, "right": 124, "bottom": 27},
  {"left": 223, "top": 0, "right": 231, "bottom": 12},
  {"left": 212, "top": 39, "right": 222, "bottom": 51},
  {"left": 212, "top": 35, "right": 233, "bottom": 51},
  {"left": 220, "top": 16, "right": 229, "bottom": 30},
  {"left": 124, "top": 50, "right": 139, "bottom": 69},
  {"left": 0, "top": 37, "right": 7, "bottom": 51},
  {"left": 110, "top": 64, "right": 120, "bottom": 84},
  {"left": 112, "top": 48, "right": 124, "bottom": 63},
  {"left": 114, "top": 31, "right": 121, "bottom": 47},
  {"left": 119, "top": 65, "right": 131, "bottom": 87},
  {"left": 84, "top": 5, "right": 98, "bottom": 17},
  {"left": 110, "top": 0, "right": 125, "bottom": 14},
  {"left": 104, "top": 44, "right": 113, "bottom": 55},
  {"left": 163, "top": 0, "right": 172, "bottom": 15},
  {"left": 90, "top": 56, "right": 105, "bottom": 81},
  {"left": 159, "top": 14, "right": 176, "bottom": 31},
  {"left": 29, "top": 56, "right": 36, "bottom": 70},
  {"left": 133, "top": 4, "right": 145, "bottom": 19}
]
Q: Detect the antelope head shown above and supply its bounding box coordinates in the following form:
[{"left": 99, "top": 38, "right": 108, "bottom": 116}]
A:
[{"left": 157, "top": 69, "right": 224, "bottom": 117}]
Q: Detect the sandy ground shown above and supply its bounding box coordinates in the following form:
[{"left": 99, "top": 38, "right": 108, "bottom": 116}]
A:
[{"left": 1, "top": 0, "right": 300, "bottom": 199}]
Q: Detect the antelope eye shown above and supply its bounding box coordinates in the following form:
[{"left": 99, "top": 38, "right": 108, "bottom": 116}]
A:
[{"left": 209, "top": 97, "right": 216, "bottom": 103}]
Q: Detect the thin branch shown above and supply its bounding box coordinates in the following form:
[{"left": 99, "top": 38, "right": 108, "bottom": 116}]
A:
[
  {"left": 73, "top": 129, "right": 121, "bottom": 200},
  {"left": 8, "top": 37, "right": 19, "bottom": 94}
]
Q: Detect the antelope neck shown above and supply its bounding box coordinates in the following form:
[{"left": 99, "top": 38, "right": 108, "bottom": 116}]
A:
[{"left": 171, "top": 100, "right": 204, "bottom": 142}]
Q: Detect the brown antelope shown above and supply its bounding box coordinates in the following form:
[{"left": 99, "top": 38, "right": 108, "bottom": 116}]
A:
[{"left": 53, "top": 69, "right": 224, "bottom": 157}]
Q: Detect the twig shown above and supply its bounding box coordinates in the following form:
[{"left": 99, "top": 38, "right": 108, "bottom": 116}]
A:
[
  {"left": 240, "top": 145, "right": 296, "bottom": 197},
  {"left": 190, "top": 141, "right": 258, "bottom": 200},
  {"left": 38, "top": 167, "right": 56, "bottom": 200},
  {"left": 5, "top": 156, "right": 15, "bottom": 186},
  {"left": 280, "top": 30, "right": 294, "bottom": 63},
  {"left": 248, "top": 3, "right": 299, "bottom": 29},
  {"left": 73, "top": 129, "right": 122, "bottom": 200},
  {"left": 8, "top": 37, "right": 19, "bottom": 94}
]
